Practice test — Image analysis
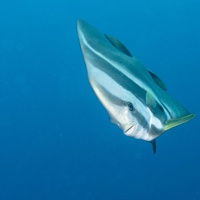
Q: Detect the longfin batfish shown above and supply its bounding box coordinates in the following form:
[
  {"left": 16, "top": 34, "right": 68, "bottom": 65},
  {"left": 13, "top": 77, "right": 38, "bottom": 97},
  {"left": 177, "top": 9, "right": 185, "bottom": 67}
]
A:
[{"left": 77, "top": 19, "right": 195, "bottom": 153}]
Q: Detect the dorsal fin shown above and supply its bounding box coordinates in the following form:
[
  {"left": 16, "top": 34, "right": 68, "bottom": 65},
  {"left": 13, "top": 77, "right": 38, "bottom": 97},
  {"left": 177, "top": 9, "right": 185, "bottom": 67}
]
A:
[
  {"left": 105, "top": 34, "right": 132, "bottom": 57},
  {"left": 148, "top": 70, "right": 167, "bottom": 91}
]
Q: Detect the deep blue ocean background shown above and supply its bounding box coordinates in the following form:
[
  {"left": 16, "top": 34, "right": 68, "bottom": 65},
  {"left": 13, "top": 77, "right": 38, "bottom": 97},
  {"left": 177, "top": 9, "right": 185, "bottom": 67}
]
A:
[{"left": 0, "top": 0, "right": 199, "bottom": 199}]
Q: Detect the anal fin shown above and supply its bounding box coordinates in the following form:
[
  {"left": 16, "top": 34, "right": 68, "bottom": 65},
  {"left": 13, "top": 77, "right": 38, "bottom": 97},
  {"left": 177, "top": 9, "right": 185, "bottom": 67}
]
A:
[
  {"left": 104, "top": 34, "right": 132, "bottom": 57},
  {"left": 148, "top": 70, "right": 167, "bottom": 91}
]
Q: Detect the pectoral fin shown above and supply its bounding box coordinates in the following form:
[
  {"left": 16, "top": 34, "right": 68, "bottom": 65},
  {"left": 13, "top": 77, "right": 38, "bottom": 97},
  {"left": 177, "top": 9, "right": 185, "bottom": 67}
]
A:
[{"left": 146, "top": 91, "right": 156, "bottom": 109}]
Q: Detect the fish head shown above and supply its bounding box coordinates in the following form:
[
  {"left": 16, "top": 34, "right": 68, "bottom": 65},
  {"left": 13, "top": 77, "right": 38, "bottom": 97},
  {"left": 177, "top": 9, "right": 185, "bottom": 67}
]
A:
[
  {"left": 89, "top": 77, "right": 161, "bottom": 141},
  {"left": 117, "top": 99, "right": 166, "bottom": 141}
]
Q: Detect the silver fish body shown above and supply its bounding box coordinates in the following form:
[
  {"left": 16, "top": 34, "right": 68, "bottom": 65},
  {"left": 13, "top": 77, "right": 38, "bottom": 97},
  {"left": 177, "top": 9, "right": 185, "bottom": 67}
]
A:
[{"left": 77, "top": 19, "right": 195, "bottom": 149}]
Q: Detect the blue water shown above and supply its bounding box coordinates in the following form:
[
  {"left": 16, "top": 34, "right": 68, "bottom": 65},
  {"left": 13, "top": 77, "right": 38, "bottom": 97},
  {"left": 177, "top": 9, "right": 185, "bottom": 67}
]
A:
[{"left": 0, "top": 0, "right": 199, "bottom": 199}]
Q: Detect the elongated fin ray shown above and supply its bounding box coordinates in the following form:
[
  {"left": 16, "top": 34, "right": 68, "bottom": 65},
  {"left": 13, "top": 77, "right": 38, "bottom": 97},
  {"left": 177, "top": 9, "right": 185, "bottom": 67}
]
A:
[
  {"left": 148, "top": 70, "right": 167, "bottom": 91},
  {"left": 164, "top": 114, "right": 195, "bottom": 131},
  {"left": 105, "top": 34, "right": 132, "bottom": 57},
  {"left": 151, "top": 140, "right": 156, "bottom": 154}
]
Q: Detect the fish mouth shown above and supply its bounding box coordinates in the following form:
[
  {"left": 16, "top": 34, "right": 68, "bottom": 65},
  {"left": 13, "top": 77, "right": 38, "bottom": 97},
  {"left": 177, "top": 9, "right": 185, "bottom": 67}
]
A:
[{"left": 124, "top": 125, "right": 135, "bottom": 136}]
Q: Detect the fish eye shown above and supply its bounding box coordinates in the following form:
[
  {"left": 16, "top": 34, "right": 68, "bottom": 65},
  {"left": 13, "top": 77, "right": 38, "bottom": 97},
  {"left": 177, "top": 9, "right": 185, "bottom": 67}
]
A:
[{"left": 124, "top": 101, "right": 134, "bottom": 111}]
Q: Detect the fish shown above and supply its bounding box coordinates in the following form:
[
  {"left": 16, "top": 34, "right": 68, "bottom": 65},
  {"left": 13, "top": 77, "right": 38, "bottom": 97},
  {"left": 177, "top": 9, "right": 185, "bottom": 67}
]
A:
[{"left": 77, "top": 19, "right": 195, "bottom": 153}]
